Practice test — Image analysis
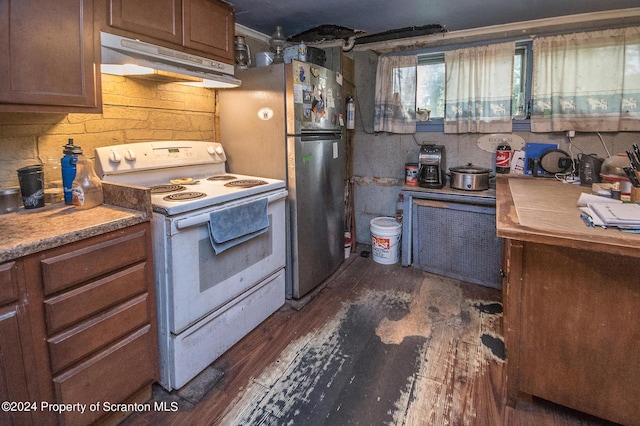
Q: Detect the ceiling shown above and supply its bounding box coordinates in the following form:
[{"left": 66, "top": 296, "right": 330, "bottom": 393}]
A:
[{"left": 227, "top": 0, "right": 638, "bottom": 43}]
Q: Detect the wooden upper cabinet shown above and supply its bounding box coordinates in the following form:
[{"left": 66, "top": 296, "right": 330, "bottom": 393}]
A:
[
  {"left": 183, "top": 0, "right": 234, "bottom": 63},
  {"left": 109, "top": 0, "right": 183, "bottom": 45},
  {"left": 0, "top": 0, "right": 100, "bottom": 113},
  {"left": 108, "top": 0, "right": 234, "bottom": 64}
]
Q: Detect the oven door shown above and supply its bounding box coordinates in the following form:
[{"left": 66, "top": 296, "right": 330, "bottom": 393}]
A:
[{"left": 153, "top": 189, "right": 287, "bottom": 335}]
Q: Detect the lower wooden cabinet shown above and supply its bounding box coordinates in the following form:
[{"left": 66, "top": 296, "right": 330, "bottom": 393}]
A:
[
  {"left": 0, "top": 261, "right": 38, "bottom": 426},
  {"left": 0, "top": 305, "right": 37, "bottom": 426},
  {"left": 503, "top": 239, "right": 640, "bottom": 426},
  {"left": 20, "top": 222, "right": 159, "bottom": 426}
]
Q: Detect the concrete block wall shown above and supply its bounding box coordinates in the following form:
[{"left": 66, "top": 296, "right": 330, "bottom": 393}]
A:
[{"left": 0, "top": 75, "right": 217, "bottom": 188}]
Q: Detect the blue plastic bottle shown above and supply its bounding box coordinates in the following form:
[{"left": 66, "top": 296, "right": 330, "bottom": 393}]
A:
[{"left": 61, "top": 139, "right": 83, "bottom": 205}]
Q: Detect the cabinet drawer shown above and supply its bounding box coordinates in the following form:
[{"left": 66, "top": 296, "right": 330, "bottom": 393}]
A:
[
  {"left": 44, "top": 262, "right": 148, "bottom": 334},
  {"left": 48, "top": 294, "right": 150, "bottom": 374},
  {"left": 41, "top": 228, "right": 148, "bottom": 295},
  {"left": 53, "top": 325, "right": 156, "bottom": 426},
  {"left": 0, "top": 261, "right": 19, "bottom": 305}
]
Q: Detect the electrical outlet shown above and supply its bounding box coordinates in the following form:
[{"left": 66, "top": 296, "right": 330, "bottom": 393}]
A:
[{"left": 566, "top": 130, "right": 576, "bottom": 138}]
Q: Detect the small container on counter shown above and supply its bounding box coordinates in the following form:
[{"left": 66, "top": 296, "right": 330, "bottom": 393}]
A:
[
  {"left": 17, "top": 164, "right": 45, "bottom": 209},
  {"left": 405, "top": 163, "right": 419, "bottom": 186},
  {"left": 44, "top": 157, "right": 64, "bottom": 204},
  {"left": 0, "top": 187, "right": 21, "bottom": 214}
]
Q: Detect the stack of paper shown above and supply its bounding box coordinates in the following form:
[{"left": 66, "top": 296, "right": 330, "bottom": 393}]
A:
[
  {"left": 576, "top": 193, "right": 640, "bottom": 230},
  {"left": 588, "top": 203, "right": 640, "bottom": 227}
]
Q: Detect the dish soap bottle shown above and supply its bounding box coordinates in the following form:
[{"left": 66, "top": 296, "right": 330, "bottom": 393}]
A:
[{"left": 71, "top": 154, "right": 103, "bottom": 209}]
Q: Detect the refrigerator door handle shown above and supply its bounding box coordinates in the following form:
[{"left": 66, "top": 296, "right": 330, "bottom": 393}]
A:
[{"left": 298, "top": 133, "right": 342, "bottom": 142}]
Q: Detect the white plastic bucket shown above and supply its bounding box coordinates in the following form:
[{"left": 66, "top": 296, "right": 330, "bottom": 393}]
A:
[{"left": 370, "top": 217, "right": 402, "bottom": 265}]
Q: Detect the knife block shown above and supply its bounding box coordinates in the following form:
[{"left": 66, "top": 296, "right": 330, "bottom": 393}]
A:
[{"left": 631, "top": 186, "right": 640, "bottom": 203}]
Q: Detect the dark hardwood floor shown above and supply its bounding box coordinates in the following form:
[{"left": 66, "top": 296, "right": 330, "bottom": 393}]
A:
[{"left": 121, "top": 249, "right": 619, "bottom": 425}]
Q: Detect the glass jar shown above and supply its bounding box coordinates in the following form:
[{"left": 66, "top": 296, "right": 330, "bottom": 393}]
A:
[{"left": 43, "top": 156, "right": 63, "bottom": 204}]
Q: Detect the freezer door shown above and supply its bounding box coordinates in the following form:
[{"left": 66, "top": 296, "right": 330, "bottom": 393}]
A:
[
  {"left": 286, "top": 60, "right": 343, "bottom": 134},
  {"left": 218, "top": 63, "right": 287, "bottom": 179},
  {"left": 287, "top": 134, "right": 345, "bottom": 298}
]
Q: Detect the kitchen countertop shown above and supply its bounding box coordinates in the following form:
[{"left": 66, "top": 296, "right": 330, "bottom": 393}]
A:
[
  {"left": 0, "top": 182, "right": 152, "bottom": 263},
  {"left": 496, "top": 175, "right": 640, "bottom": 257},
  {"left": 402, "top": 183, "right": 496, "bottom": 200}
]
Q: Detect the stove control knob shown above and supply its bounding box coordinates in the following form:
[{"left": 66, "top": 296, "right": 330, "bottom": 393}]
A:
[
  {"left": 207, "top": 145, "right": 225, "bottom": 158},
  {"left": 109, "top": 150, "right": 122, "bottom": 163},
  {"left": 124, "top": 149, "right": 136, "bottom": 161}
]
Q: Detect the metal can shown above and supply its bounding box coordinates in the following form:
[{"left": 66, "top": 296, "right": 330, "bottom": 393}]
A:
[{"left": 405, "top": 163, "right": 419, "bottom": 186}]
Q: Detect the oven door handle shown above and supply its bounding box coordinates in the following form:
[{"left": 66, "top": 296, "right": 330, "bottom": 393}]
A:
[{"left": 174, "top": 191, "right": 287, "bottom": 230}]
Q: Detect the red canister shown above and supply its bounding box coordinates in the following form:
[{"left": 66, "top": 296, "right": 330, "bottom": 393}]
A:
[{"left": 405, "top": 163, "right": 419, "bottom": 186}]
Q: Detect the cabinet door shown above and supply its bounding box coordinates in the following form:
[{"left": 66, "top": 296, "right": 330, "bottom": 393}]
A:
[
  {"left": 518, "top": 243, "right": 640, "bottom": 425},
  {"left": 0, "top": 306, "right": 35, "bottom": 426},
  {"left": 0, "top": 0, "right": 99, "bottom": 112},
  {"left": 183, "top": 0, "right": 234, "bottom": 63},
  {"left": 413, "top": 199, "right": 502, "bottom": 288},
  {"left": 109, "top": 0, "right": 182, "bottom": 45}
]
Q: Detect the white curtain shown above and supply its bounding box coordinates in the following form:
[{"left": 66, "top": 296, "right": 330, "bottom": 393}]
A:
[
  {"left": 444, "top": 42, "right": 515, "bottom": 133},
  {"left": 374, "top": 55, "right": 417, "bottom": 134},
  {"left": 531, "top": 27, "right": 640, "bottom": 132}
]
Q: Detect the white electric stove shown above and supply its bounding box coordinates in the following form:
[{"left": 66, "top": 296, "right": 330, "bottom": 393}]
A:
[{"left": 95, "top": 141, "right": 287, "bottom": 390}]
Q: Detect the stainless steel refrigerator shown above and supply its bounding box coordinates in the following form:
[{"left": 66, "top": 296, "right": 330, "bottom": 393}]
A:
[{"left": 219, "top": 60, "right": 345, "bottom": 299}]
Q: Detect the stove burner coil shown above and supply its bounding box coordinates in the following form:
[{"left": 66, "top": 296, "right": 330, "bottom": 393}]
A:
[
  {"left": 163, "top": 191, "right": 207, "bottom": 202},
  {"left": 151, "top": 184, "right": 186, "bottom": 194},
  {"left": 224, "top": 179, "right": 268, "bottom": 188},
  {"left": 207, "top": 175, "right": 237, "bottom": 181}
]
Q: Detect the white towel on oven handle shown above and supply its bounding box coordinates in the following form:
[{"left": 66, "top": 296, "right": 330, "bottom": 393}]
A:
[{"left": 208, "top": 198, "right": 269, "bottom": 254}]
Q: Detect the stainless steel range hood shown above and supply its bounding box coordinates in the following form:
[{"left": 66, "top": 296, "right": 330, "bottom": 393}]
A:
[{"left": 100, "top": 32, "right": 241, "bottom": 88}]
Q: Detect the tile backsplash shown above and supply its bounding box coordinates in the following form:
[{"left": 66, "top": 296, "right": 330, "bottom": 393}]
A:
[{"left": 0, "top": 74, "right": 217, "bottom": 188}]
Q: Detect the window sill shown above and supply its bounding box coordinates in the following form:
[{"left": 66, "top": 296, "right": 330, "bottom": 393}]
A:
[
  {"left": 416, "top": 119, "right": 531, "bottom": 133},
  {"left": 416, "top": 120, "right": 443, "bottom": 132}
]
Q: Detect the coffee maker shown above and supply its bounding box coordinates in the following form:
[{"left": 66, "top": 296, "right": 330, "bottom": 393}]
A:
[{"left": 418, "top": 144, "right": 446, "bottom": 188}]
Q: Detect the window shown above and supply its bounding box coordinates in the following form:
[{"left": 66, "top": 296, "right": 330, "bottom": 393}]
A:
[
  {"left": 416, "top": 54, "right": 445, "bottom": 119},
  {"left": 512, "top": 45, "right": 528, "bottom": 118},
  {"left": 415, "top": 43, "right": 532, "bottom": 131},
  {"left": 383, "top": 28, "right": 640, "bottom": 134}
]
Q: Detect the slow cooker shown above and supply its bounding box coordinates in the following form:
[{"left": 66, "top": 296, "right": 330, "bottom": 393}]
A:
[{"left": 449, "top": 164, "right": 492, "bottom": 191}]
